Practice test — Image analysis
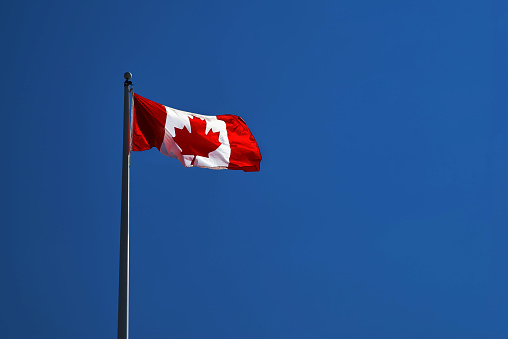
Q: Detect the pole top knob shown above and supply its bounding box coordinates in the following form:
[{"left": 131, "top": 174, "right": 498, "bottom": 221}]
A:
[{"left": 124, "top": 72, "right": 132, "bottom": 80}]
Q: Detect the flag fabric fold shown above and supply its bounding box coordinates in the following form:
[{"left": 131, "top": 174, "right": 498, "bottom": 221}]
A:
[{"left": 131, "top": 93, "right": 261, "bottom": 172}]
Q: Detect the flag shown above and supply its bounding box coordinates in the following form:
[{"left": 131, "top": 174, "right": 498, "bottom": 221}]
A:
[{"left": 131, "top": 93, "right": 262, "bottom": 172}]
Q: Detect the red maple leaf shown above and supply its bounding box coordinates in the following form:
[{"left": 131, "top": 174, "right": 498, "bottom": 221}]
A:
[{"left": 173, "top": 117, "right": 221, "bottom": 164}]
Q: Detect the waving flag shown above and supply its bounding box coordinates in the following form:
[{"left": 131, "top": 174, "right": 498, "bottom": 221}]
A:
[{"left": 131, "top": 93, "right": 261, "bottom": 172}]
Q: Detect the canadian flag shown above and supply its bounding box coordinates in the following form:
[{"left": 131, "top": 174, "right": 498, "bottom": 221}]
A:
[{"left": 131, "top": 93, "right": 262, "bottom": 172}]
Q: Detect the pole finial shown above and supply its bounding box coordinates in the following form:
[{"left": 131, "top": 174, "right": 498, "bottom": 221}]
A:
[{"left": 124, "top": 72, "right": 132, "bottom": 80}]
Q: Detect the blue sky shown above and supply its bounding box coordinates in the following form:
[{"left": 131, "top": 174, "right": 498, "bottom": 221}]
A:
[{"left": 2, "top": 0, "right": 508, "bottom": 338}]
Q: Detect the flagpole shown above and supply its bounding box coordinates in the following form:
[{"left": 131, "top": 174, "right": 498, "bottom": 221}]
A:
[{"left": 118, "top": 72, "right": 132, "bottom": 339}]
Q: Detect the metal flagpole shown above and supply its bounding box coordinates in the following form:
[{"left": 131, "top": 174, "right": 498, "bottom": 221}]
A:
[{"left": 118, "top": 72, "right": 132, "bottom": 339}]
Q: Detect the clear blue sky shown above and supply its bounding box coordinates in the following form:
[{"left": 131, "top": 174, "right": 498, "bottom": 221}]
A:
[{"left": 2, "top": 0, "right": 507, "bottom": 338}]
